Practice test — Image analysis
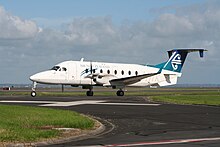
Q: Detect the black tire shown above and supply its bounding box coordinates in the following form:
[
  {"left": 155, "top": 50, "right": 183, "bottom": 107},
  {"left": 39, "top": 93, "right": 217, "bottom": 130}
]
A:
[
  {"left": 116, "top": 90, "right": 124, "bottom": 96},
  {"left": 31, "top": 91, "right": 36, "bottom": 97},
  {"left": 86, "top": 91, "right": 94, "bottom": 96}
]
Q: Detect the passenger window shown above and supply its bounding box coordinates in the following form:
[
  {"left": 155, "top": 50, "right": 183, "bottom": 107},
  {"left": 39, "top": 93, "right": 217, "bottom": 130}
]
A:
[
  {"left": 107, "top": 70, "right": 110, "bottom": 74},
  {"left": 135, "top": 71, "right": 138, "bottom": 76},
  {"left": 121, "top": 70, "right": 124, "bottom": 75},
  {"left": 128, "top": 71, "right": 131, "bottom": 75},
  {"left": 100, "top": 69, "right": 103, "bottom": 73},
  {"left": 114, "top": 70, "right": 117, "bottom": 75}
]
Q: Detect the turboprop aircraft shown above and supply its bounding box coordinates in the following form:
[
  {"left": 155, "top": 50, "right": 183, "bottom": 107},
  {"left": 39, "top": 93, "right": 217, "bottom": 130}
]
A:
[{"left": 30, "top": 48, "right": 207, "bottom": 97}]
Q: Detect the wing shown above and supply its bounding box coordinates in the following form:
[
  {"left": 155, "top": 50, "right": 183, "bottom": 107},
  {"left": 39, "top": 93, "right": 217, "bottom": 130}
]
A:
[{"left": 110, "top": 73, "right": 159, "bottom": 86}]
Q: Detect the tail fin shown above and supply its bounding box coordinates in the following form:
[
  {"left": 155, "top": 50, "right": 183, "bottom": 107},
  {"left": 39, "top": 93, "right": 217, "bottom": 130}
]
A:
[{"left": 155, "top": 48, "right": 207, "bottom": 73}]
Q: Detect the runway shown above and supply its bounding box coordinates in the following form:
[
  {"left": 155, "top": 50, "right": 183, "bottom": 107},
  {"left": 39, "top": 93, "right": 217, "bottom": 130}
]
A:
[{"left": 0, "top": 96, "right": 220, "bottom": 146}]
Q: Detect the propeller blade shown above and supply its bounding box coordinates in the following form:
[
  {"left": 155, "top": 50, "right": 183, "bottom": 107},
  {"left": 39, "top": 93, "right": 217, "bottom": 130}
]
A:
[
  {"left": 90, "top": 61, "right": 92, "bottom": 85},
  {"left": 90, "top": 61, "right": 92, "bottom": 74}
]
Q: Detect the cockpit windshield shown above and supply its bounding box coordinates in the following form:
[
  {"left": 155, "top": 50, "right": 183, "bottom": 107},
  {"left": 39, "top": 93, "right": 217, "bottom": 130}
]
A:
[
  {"left": 51, "top": 66, "right": 60, "bottom": 71},
  {"left": 62, "top": 67, "right": 67, "bottom": 71},
  {"left": 51, "top": 66, "right": 67, "bottom": 71}
]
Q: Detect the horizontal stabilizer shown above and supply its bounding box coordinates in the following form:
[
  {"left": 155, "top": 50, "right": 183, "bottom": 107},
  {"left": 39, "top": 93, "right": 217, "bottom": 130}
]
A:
[{"left": 168, "top": 48, "right": 207, "bottom": 58}]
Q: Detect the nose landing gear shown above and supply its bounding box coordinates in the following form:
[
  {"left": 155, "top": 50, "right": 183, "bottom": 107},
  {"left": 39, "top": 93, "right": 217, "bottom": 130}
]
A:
[
  {"left": 31, "top": 81, "right": 37, "bottom": 97},
  {"left": 31, "top": 91, "right": 37, "bottom": 97}
]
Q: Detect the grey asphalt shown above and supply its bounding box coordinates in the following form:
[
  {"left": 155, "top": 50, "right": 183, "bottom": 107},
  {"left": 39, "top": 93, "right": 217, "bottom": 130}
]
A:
[{"left": 0, "top": 96, "right": 220, "bottom": 147}]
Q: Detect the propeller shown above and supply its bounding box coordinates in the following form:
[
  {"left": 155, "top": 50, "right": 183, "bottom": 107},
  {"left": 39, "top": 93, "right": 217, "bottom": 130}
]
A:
[
  {"left": 90, "top": 61, "right": 93, "bottom": 85},
  {"left": 89, "top": 61, "right": 99, "bottom": 84}
]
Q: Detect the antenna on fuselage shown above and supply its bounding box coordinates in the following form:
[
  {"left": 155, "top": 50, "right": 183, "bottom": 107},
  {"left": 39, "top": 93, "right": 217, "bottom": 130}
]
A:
[{"left": 80, "top": 58, "right": 84, "bottom": 62}]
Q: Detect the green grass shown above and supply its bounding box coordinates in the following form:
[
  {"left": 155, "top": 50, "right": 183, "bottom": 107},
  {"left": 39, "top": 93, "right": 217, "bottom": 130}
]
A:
[
  {"left": 151, "top": 95, "right": 220, "bottom": 106},
  {"left": 141, "top": 88, "right": 220, "bottom": 106},
  {"left": 0, "top": 105, "right": 94, "bottom": 142}
]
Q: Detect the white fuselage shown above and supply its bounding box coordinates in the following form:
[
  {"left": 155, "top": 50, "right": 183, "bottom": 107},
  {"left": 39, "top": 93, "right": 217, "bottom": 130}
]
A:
[
  {"left": 29, "top": 49, "right": 206, "bottom": 97},
  {"left": 30, "top": 60, "right": 179, "bottom": 88}
]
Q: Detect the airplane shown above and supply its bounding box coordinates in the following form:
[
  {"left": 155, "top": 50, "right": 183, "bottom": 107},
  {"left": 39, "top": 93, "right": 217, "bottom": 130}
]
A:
[{"left": 30, "top": 48, "right": 207, "bottom": 97}]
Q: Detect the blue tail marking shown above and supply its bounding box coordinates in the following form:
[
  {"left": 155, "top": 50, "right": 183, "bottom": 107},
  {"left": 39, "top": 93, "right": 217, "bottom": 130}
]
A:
[{"left": 154, "top": 48, "right": 207, "bottom": 73}]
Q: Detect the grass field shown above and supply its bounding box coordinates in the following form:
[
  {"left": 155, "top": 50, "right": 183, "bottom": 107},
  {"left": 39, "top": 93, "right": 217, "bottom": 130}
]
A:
[
  {"left": 140, "top": 88, "right": 220, "bottom": 106},
  {"left": 151, "top": 95, "right": 220, "bottom": 106},
  {"left": 0, "top": 105, "right": 94, "bottom": 142}
]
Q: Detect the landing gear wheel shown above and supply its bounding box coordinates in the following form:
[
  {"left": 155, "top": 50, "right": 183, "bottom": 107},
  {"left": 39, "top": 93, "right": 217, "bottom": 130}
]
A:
[
  {"left": 116, "top": 90, "right": 124, "bottom": 96},
  {"left": 86, "top": 90, "right": 94, "bottom": 96},
  {"left": 31, "top": 91, "right": 36, "bottom": 97}
]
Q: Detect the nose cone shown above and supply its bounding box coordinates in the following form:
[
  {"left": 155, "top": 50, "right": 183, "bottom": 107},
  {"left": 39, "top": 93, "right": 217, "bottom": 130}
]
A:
[
  {"left": 29, "top": 70, "right": 62, "bottom": 84},
  {"left": 30, "top": 73, "right": 41, "bottom": 82},
  {"left": 29, "top": 74, "right": 38, "bottom": 81},
  {"left": 29, "top": 71, "right": 53, "bottom": 83}
]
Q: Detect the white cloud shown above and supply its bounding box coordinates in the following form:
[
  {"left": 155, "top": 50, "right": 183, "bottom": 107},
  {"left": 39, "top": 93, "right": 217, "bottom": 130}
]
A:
[
  {"left": 0, "top": 6, "right": 40, "bottom": 39},
  {"left": 154, "top": 13, "right": 194, "bottom": 36},
  {"left": 64, "top": 17, "right": 117, "bottom": 45}
]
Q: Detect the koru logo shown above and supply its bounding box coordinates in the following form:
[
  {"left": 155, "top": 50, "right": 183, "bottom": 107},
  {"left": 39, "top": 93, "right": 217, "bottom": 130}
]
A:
[{"left": 171, "top": 54, "right": 181, "bottom": 70}]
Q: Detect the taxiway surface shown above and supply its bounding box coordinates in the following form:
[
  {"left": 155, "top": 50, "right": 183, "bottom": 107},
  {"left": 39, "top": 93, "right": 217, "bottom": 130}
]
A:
[{"left": 0, "top": 96, "right": 220, "bottom": 146}]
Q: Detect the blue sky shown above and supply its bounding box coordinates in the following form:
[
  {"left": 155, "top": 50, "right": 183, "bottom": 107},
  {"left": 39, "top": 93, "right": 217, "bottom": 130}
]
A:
[
  {"left": 0, "top": 0, "right": 219, "bottom": 84},
  {"left": 0, "top": 0, "right": 206, "bottom": 26}
]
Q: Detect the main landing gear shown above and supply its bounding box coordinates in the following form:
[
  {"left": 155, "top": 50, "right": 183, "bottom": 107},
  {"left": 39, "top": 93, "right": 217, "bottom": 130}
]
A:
[
  {"left": 86, "top": 90, "right": 94, "bottom": 96},
  {"left": 116, "top": 89, "right": 124, "bottom": 96},
  {"left": 31, "top": 81, "right": 37, "bottom": 97},
  {"left": 86, "top": 87, "right": 94, "bottom": 96},
  {"left": 86, "top": 89, "right": 124, "bottom": 96},
  {"left": 85, "top": 87, "right": 124, "bottom": 96}
]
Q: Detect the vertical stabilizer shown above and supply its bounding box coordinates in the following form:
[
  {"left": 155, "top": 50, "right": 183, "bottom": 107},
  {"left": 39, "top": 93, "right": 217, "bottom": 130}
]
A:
[{"left": 155, "top": 48, "right": 207, "bottom": 73}]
